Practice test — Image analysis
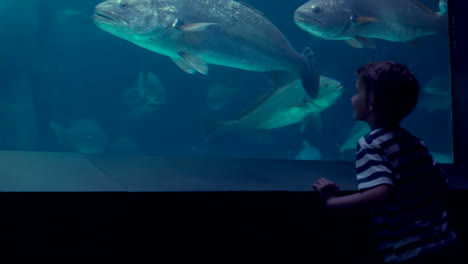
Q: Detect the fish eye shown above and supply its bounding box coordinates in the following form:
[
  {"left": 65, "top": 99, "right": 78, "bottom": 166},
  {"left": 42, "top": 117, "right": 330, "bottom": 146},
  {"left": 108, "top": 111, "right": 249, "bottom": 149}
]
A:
[
  {"left": 312, "top": 6, "right": 321, "bottom": 14},
  {"left": 120, "top": 2, "right": 128, "bottom": 9}
]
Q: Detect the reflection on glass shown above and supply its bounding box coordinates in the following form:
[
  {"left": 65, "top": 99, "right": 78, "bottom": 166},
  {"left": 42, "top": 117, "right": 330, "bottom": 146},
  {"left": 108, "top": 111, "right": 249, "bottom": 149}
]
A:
[{"left": 0, "top": 0, "right": 452, "bottom": 163}]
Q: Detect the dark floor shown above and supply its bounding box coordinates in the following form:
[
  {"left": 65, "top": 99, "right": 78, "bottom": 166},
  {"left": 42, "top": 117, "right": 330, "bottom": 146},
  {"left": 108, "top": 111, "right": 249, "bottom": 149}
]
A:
[{"left": 0, "top": 190, "right": 466, "bottom": 262}]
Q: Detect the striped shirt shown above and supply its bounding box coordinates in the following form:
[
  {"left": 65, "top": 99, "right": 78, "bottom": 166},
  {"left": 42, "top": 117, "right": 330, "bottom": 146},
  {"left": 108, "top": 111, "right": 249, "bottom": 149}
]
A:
[{"left": 356, "top": 126, "right": 457, "bottom": 263}]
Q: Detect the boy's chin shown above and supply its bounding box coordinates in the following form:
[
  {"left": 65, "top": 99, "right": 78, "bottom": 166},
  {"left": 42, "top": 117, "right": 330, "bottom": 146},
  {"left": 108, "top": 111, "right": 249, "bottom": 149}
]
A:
[{"left": 353, "top": 114, "right": 366, "bottom": 122}]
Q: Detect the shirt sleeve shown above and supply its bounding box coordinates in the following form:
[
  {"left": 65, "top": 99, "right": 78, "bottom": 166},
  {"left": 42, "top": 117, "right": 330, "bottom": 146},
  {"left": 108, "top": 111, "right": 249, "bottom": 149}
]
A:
[{"left": 356, "top": 137, "right": 394, "bottom": 191}]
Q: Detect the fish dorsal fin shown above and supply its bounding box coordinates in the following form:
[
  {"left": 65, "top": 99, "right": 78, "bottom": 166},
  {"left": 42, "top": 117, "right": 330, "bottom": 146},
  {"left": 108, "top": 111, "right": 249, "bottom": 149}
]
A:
[
  {"left": 238, "top": 1, "right": 269, "bottom": 20},
  {"left": 409, "top": 0, "right": 437, "bottom": 15},
  {"left": 233, "top": 76, "right": 302, "bottom": 120},
  {"left": 233, "top": 86, "right": 279, "bottom": 119},
  {"left": 234, "top": 74, "right": 303, "bottom": 119},
  {"left": 233, "top": 73, "right": 296, "bottom": 119}
]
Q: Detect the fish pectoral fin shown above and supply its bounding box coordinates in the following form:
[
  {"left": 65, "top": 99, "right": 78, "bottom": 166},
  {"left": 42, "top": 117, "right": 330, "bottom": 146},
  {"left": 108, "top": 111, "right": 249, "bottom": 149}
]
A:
[
  {"left": 176, "top": 22, "right": 218, "bottom": 32},
  {"left": 355, "top": 36, "right": 376, "bottom": 49},
  {"left": 345, "top": 37, "right": 376, "bottom": 49},
  {"left": 307, "top": 112, "right": 323, "bottom": 132},
  {"left": 345, "top": 38, "right": 364, "bottom": 48},
  {"left": 178, "top": 52, "right": 209, "bottom": 75},
  {"left": 351, "top": 15, "right": 379, "bottom": 25},
  {"left": 171, "top": 57, "right": 196, "bottom": 74},
  {"left": 299, "top": 114, "right": 312, "bottom": 134}
]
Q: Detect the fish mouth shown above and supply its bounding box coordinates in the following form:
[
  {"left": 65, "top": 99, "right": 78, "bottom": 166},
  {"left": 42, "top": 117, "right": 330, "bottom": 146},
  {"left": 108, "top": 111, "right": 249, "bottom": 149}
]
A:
[
  {"left": 294, "top": 15, "right": 323, "bottom": 26},
  {"left": 92, "top": 11, "right": 117, "bottom": 24},
  {"left": 294, "top": 15, "right": 307, "bottom": 22}
]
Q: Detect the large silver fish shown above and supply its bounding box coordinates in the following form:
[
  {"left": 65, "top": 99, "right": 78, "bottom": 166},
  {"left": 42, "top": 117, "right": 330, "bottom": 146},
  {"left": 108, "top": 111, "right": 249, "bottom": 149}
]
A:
[
  {"left": 203, "top": 76, "right": 343, "bottom": 142},
  {"left": 294, "top": 0, "right": 448, "bottom": 48},
  {"left": 93, "top": 0, "right": 319, "bottom": 98}
]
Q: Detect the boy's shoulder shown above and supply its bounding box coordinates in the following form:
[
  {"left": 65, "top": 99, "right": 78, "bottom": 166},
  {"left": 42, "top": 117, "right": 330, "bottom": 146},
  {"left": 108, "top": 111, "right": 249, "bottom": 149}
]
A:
[
  {"left": 360, "top": 127, "right": 396, "bottom": 146},
  {"left": 360, "top": 126, "right": 423, "bottom": 150}
]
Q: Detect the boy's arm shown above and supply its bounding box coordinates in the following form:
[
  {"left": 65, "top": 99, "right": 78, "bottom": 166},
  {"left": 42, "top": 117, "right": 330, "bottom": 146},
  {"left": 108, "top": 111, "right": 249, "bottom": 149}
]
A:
[{"left": 325, "top": 184, "right": 392, "bottom": 209}]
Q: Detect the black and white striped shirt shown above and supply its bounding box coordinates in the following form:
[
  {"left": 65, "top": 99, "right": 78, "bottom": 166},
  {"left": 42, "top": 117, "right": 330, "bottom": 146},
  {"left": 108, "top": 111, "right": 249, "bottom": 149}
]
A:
[{"left": 356, "top": 126, "right": 456, "bottom": 263}]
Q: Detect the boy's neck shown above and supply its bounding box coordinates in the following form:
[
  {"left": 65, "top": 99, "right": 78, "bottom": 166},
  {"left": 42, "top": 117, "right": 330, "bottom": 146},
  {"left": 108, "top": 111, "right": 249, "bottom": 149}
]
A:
[{"left": 367, "top": 115, "right": 399, "bottom": 131}]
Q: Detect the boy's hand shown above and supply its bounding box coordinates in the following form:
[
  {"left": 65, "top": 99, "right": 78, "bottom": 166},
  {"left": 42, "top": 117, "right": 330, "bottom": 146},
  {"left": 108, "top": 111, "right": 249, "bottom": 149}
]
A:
[{"left": 312, "top": 177, "right": 340, "bottom": 202}]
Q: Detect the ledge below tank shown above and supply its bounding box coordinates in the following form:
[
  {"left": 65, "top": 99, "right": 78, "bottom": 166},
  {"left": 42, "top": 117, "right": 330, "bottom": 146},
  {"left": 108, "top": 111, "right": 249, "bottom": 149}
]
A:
[{"left": 0, "top": 150, "right": 466, "bottom": 191}]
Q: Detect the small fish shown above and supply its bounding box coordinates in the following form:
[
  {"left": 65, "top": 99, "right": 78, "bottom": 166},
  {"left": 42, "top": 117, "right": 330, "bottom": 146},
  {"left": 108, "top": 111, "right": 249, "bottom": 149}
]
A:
[
  {"left": 203, "top": 76, "right": 343, "bottom": 142},
  {"left": 122, "top": 65, "right": 166, "bottom": 119},
  {"left": 339, "top": 122, "right": 370, "bottom": 156},
  {"left": 204, "top": 83, "right": 239, "bottom": 113},
  {"left": 423, "top": 71, "right": 450, "bottom": 95},
  {"left": 49, "top": 119, "right": 109, "bottom": 154},
  {"left": 418, "top": 93, "right": 451, "bottom": 114},
  {"left": 291, "top": 140, "right": 322, "bottom": 160},
  {"left": 108, "top": 136, "right": 144, "bottom": 155},
  {"left": 294, "top": 0, "right": 448, "bottom": 48},
  {"left": 55, "top": 8, "right": 88, "bottom": 24},
  {"left": 93, "top": 0, "right": 319, "bottom": 98},
  {"left": 418, "top": 71, "right": 451, "bottom": 113}
]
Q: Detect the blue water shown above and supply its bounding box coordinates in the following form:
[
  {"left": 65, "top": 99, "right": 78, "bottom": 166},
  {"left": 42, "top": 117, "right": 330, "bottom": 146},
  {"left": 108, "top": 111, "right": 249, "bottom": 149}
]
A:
[{"left": 0, "top": 0, "right": 453, "bottom": 162}]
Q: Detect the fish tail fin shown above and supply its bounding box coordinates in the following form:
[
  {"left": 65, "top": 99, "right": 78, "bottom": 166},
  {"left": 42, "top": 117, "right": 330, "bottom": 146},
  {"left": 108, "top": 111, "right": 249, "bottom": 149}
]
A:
[
  {"left": 49, "top": 121, "right": 65, "bottom": 144},
  {"left": 201, "top": 111, "right": 226, "bottom": 144},
  {"left": 434, "top": 0, "right": 449, "bottom": 33},
  {"left": 300, "top": 47, "right": 320, "bottom": 99},
  {"left": 438, "top": 0, "right": 448, "bottom": 14}
]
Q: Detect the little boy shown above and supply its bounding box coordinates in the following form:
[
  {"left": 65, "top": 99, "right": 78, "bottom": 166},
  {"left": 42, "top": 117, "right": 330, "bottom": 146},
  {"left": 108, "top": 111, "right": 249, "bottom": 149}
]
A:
[{"left": 313, "top": 61, "right": 457, "bottom": 263}]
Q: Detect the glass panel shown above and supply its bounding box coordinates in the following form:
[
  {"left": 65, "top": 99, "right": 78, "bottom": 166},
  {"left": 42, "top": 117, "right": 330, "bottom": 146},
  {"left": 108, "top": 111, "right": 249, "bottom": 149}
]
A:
[{"left": 0, "top": 0, "right": 452, "bottom": 163}]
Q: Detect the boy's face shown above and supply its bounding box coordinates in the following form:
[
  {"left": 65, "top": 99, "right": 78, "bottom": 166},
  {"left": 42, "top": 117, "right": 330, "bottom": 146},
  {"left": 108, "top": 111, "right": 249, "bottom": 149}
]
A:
[{"left": 351, "top": 77, "right": 371, "bottom": 121}]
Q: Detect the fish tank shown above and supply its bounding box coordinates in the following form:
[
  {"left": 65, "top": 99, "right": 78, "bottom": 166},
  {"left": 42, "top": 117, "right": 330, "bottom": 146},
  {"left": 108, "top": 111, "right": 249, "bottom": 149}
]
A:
[{"left": 0, "top": 0, "right": 461, "bottom": 191}]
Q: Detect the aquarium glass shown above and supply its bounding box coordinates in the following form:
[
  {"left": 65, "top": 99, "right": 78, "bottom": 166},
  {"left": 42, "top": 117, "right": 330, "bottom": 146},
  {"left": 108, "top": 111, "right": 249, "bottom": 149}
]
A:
[{"left": 0, "top": 0, "right": 453, "bottom": 163}]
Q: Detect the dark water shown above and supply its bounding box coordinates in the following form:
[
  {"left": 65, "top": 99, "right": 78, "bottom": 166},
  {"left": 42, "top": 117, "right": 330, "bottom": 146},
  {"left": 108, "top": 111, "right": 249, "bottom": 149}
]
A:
[{"left": 0, "top": 0, "right": 453, "bottom": 162}]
